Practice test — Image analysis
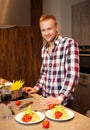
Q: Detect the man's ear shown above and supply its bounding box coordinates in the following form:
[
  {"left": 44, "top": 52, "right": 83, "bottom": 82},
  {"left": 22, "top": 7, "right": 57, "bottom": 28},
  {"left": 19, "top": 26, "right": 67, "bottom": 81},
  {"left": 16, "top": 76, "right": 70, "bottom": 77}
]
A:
[{"left": 56, "top": 24, "right": 59, "bottom": 32}]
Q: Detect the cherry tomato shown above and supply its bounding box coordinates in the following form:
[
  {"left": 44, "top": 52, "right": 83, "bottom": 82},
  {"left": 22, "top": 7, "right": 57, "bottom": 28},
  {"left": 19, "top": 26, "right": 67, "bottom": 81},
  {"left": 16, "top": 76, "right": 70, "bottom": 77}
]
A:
[
  {"left": 55, "top": 111, "right": 63, "bottom": 119},
  {"left": 22, "top": 114, "right": 32, "bottom": 122},
  {"left": 15, "top": 100, "right": 21, "bottom": 105},
  {"left": 48, "top": 104, "right": 55, "bottom": 109},
  {"left": 42, "top": 120, "right": 50, "bottom": 128}
]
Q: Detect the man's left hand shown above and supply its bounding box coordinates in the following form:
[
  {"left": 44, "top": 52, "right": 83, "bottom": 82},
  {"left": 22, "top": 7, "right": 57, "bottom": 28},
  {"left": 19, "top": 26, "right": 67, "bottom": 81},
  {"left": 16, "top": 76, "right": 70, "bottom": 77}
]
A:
[{"left": 40, "top": 96, "right": 63, "bottom": 106}]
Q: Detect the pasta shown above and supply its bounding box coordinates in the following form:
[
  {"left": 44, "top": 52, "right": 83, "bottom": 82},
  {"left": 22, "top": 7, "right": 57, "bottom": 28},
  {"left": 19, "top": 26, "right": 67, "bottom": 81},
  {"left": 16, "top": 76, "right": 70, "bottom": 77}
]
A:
[
  {"left": 30, "top": 112, "right": 40, "bottom": 122},
  {"left": 22, "top": 111, "right": 40, "bottom": 122},
  {"left": 22, "top": 106, "right": 40, "bottom": 122},
  {"left": 50, "top": 105, "right": 70, "bottom": 119}
]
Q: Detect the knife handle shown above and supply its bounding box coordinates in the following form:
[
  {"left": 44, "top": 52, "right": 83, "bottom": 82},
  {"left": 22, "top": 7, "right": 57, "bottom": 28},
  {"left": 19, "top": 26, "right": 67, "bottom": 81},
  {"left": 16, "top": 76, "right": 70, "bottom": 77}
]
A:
[{"left": 20, "top": 101, "right": 33, "bottom": 109}]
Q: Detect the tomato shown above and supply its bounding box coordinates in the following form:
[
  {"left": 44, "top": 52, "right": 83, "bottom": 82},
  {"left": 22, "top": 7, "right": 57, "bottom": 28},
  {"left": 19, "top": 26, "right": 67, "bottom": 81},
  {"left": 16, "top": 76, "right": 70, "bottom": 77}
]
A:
[
  {"left": 22, "top": 114, "right": 32, "bottom": 122},
  {"left": 55, "top": 111, "right": 63, "bottom": 119},
  {"left": 15, "top": 100, "right": 21, "bottom": 106},
  {"left": 42, "top": 120, "right": 50, "bottom": 128},
  {"left": 48, "top": 104, "right": 55, "bottom": 109}
]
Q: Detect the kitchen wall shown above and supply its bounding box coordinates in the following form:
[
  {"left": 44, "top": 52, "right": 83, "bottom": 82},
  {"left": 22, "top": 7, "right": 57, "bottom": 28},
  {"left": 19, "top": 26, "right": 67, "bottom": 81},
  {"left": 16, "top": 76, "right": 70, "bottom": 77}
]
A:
[
  {"left": 43, "top": 0, "right": 87, "bottom": 37},
  {"left": 0, "top": 0, "right": 30, "bottom": 25}
]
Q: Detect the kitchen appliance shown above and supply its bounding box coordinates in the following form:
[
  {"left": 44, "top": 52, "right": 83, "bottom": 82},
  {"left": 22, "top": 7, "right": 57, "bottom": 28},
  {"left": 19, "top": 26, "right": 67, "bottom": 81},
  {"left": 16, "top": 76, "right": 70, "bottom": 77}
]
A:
[{"left": 79, "top": 45, "right": 90, "bottom": 74}]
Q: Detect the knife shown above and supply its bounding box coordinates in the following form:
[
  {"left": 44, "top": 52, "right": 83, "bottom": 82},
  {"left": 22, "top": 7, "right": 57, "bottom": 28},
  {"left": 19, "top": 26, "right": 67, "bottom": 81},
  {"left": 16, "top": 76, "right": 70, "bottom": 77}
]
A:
[
  {"left": 19, "top": 101, "right": 33, "bottom": 110},
  {"left": 9, "top": 106, "right": 15, "bottom": 115}
]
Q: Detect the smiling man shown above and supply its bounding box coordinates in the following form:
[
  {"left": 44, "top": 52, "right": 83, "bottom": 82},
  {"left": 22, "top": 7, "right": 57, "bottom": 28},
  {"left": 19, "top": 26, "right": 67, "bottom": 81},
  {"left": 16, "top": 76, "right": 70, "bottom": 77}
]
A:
[{"left": 23, "top": 14, "right": 79, "bottom": 108}]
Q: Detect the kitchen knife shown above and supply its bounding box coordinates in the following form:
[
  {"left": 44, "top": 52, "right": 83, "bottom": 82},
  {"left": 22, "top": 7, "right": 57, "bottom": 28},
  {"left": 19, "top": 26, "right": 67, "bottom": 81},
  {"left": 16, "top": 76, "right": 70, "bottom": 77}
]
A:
[{"left": 19, "top": 101, "right": 33, "bottom": 110}]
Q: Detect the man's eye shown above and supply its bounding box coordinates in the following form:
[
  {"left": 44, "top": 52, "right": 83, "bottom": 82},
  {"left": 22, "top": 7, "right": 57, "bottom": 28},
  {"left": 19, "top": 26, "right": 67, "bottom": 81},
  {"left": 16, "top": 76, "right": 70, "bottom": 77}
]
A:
[{"left": 41, "top": 30, "right": 45, "bottom": 32}]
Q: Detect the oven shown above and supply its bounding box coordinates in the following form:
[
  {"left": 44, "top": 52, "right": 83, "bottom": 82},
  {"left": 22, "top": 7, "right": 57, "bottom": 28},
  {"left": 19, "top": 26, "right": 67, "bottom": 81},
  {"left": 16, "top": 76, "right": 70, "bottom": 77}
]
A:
[{"left": 79, "top": 46, "right": 90, "bottom": 74}]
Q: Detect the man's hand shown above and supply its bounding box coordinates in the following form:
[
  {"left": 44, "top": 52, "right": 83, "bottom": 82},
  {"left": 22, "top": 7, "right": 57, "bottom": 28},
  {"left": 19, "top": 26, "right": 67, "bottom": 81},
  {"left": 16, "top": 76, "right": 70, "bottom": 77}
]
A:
[
  {"left": 40, "top": 96, "right": 63, "bottom": 106},
  {"left": 22, "top": 87, "right": 37, "bottom": 94}
]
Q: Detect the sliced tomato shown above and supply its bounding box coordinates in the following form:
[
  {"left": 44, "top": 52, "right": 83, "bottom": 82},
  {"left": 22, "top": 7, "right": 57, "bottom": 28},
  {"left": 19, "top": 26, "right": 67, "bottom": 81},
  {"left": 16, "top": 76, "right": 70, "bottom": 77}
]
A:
[
  {"left": 48, "top": 104, "right": 55, "bottom": 109},
  {"left": 22, "top": 114, "right": 32, "bottom": 122},
  {"left": 55, "top": 111, "right": 63, "bottom": 119},
  {"left": 42, "top": 120, "right": 50, "bottom": 128},
  {"left": 15, "top": 100, "right": 21, "bottom": 106}
]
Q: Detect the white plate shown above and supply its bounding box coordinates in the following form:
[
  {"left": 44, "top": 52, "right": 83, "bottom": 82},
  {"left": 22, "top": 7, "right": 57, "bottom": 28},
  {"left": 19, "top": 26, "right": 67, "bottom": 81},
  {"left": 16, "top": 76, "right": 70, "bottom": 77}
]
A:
[
  {"left": 46, "top": 109, "right": 74, "bottom": 121},
  {"left": 15, "top": 111, "right": 45, "bottom": 124}
]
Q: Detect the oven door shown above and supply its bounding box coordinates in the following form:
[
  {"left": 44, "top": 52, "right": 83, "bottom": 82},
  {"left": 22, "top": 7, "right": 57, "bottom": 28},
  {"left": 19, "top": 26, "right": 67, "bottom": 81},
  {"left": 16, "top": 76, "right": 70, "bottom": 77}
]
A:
[{"left": 80, "top": 54, "right": 90, "bottom": 74}]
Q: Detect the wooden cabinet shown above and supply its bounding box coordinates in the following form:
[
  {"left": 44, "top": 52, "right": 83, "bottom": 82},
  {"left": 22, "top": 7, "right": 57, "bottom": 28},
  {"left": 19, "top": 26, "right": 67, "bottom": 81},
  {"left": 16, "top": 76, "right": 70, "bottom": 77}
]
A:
[
  {"left": 71, "top": 73, "right": 90, "bottom": 115},
  {"left": 0, "top": 0, "right": 43, "bottom": 86}
]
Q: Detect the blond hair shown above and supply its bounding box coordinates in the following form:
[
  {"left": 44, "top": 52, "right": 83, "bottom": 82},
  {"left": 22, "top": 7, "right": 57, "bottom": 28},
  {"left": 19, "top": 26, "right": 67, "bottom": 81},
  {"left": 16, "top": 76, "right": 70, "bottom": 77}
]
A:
[{"left": 40, "top": 14, "right": 57, "bottom": 25}]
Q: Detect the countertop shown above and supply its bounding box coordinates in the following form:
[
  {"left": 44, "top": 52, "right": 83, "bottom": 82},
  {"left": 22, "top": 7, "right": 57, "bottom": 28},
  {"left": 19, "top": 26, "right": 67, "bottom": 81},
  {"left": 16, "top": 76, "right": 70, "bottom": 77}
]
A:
[{"left": 0, "top": 94, "right": 90, "bottom": 130}]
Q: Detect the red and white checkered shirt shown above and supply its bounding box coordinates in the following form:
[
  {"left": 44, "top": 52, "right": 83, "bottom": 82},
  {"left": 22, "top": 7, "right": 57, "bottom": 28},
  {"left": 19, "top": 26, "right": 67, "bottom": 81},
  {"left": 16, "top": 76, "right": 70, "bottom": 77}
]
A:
[{"left": 35, "top": 36, "right": 79, "bottom": 105}]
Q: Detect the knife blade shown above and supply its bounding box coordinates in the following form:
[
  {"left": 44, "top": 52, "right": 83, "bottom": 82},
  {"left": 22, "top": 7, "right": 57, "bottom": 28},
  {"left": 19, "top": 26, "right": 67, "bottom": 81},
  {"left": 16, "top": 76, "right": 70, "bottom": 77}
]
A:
[
  {"left": 34, "top": 108, "right": 49, "bottom": 112},
  {"left": 19, "top": 101, "right": 33, "bottom": 110},
  {"left": 9, "top": 106, "right": 15, "bottom": 115}
]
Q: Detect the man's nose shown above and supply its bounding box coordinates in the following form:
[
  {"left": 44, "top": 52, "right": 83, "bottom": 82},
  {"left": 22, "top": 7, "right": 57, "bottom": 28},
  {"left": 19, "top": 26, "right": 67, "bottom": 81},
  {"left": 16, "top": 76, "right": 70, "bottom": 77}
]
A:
[{"left": 45, "top": 30, "right": 49, "bottom": 35}]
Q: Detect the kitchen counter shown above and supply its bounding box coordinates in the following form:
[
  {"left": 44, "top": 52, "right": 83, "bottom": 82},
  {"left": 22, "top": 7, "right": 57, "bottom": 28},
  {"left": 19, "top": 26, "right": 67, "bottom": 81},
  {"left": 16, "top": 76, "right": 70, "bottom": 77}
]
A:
[{"left": 0, "top": 94, "right": 90, "bottom": 130}]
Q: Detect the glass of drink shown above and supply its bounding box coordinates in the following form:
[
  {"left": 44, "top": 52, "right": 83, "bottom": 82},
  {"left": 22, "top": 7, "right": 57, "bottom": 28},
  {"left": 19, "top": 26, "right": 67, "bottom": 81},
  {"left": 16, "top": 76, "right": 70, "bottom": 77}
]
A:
[{"left": 1, "top": 87, "right": 12, "bottom": 119}]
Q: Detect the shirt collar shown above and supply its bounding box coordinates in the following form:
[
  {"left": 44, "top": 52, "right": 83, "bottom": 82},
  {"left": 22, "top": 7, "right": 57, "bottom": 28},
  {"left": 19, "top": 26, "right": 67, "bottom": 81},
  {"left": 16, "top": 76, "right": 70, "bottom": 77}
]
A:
[
  {"left": 44, "top": 35, "right": 64, "bottom": 49},
  {"left": 54, "top": 35, "right": 64, "bottom": 46}
]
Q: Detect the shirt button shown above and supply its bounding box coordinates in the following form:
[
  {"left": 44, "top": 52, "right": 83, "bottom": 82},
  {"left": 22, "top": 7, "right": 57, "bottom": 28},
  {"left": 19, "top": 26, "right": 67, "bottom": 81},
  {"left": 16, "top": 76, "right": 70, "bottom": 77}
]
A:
[
  {"left": 48, "top": 79, "right": 51, "bottom": 82},
  {"left": 49, "top": 71, "right": 51, "bottom": 74},
  {"left": 49, "top": 63, "right": 52, "bottom": 67},
  {"left": 48, "top": 86, "right": 50, "bottom": 89}
]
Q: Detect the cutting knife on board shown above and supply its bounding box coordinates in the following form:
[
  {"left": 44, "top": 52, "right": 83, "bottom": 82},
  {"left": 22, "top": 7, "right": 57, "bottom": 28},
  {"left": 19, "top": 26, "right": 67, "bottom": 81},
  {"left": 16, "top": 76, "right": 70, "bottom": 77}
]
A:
[{"left": 19, "top": 101, "right": 33, "bottom": 110}]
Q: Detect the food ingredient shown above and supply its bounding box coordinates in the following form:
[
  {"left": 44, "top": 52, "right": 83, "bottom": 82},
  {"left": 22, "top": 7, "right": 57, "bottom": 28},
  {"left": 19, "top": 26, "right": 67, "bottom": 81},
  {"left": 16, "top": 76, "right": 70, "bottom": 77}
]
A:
[
  {"left": 22, "top": 114, "right": 32, "bottom": 122},
  {"left": 10, "top": 80, "right": 25, "bottom": 90},
  {"left": 15, "top": 100, "right": 21, "bottom": 105},
  {"left": 55, "top": 111, "right": 63, "bottom": 119},
  {"left": 50, "top": 105, "right": 69, "bottom": 119},
  {"left": 42, "top": 120, "right": 50, "bottom": 128},
  {"left": 48, "top": 104, "right": 55, "bottom": 109},
  {"left": 21, "top": 106, "right": 40, "bottom": 122}
]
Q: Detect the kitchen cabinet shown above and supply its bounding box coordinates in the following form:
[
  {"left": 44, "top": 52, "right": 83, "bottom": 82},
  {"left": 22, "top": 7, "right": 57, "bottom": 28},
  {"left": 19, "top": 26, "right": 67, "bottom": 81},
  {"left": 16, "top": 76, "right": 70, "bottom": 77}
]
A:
[
  {"left": 72, "top": 0, "right": 90, "bottom": 46},
  {"left": 0, "top": 0, "right": 42, "bottom": 86},
  {"left": 71, "top": 73, "right": 90, "bottom": 115}
]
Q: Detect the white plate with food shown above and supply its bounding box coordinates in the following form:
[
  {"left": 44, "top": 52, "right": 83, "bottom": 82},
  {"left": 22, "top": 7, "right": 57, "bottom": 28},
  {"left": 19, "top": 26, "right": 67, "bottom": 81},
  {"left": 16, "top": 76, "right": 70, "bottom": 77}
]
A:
[
  {"left": 46, "top": 106, "right": 74, "bottom": 121},
  {"left": 15, "top": 111, "right": 45, "bottom": 124}
]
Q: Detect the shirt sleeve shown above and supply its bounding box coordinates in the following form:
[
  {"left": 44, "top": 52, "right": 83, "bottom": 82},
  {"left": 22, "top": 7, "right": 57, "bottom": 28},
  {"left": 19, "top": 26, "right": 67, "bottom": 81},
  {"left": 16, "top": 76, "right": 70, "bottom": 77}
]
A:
[
  {"left": 60, "top": 39, "right": 79, "bottom": 98},
  {"left": 34, "top": 47, "right": 46, "bottom": 91},
  {"left": 34, "top": 63, "right": 45, "bottom": 91}
]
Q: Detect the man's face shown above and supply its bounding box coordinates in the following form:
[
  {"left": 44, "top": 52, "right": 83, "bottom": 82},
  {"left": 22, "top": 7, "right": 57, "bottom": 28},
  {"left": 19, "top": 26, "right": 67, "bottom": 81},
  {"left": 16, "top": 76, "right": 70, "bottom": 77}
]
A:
[{"left": 40, "top": 19, "right": 58, "bottom": 44}]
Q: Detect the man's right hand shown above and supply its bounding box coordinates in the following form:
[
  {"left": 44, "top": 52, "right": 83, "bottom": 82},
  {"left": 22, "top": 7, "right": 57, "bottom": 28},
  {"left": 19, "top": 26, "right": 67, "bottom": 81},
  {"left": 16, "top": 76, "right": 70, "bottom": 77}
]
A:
[{"left": 22, "top": 87, "right": 37, "bottom": 94}]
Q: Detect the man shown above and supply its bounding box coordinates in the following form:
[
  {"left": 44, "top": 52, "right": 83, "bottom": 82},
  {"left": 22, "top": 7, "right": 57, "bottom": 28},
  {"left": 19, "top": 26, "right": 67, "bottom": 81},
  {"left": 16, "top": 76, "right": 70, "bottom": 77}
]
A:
[{"left": 23, "top": 14, "right": 79, "bottom": 107}]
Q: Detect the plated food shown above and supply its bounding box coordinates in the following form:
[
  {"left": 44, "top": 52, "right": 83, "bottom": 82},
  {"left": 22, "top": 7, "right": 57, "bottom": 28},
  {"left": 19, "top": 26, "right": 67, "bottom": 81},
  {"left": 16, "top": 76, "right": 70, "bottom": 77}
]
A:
[
  {"left": 46, "top": 105, "right": 74, "bottom": 121},
  {"left": 15, "top": 106, "right": 45, "bottom": 124}
]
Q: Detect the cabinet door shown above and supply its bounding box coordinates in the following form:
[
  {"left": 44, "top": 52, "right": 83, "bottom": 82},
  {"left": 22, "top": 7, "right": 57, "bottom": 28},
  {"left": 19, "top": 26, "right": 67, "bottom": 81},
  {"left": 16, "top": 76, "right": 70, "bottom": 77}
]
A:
[
  {"left": 72, "top": 1, "right": 90, "bottom": 45},
  {"left": 71, "top": 73, "right": 90, "bottom": 115}
]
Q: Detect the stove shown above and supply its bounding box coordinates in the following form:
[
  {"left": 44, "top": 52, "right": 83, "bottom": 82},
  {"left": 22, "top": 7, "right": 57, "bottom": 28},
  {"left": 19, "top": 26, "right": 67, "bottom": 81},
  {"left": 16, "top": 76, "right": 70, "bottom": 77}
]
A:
[
  {"left": 79, "top": 46, "right": 90, "bottom": 74},
  {"left": 79, "top": 45, "right": 90, "bottom": 54}
]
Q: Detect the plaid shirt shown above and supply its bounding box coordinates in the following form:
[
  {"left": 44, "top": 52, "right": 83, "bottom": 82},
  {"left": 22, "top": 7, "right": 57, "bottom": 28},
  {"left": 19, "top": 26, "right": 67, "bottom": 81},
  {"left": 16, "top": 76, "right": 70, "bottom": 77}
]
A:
[{"left": 35, "top": 36, "right": 79, "bottom": 105}]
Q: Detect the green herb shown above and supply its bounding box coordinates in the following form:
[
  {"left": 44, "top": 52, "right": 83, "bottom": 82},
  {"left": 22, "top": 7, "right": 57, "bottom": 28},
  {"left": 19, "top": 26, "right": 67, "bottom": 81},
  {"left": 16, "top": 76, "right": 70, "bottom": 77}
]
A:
[{"left": 24, "top": 106, "right": 33, "bottom": 116}]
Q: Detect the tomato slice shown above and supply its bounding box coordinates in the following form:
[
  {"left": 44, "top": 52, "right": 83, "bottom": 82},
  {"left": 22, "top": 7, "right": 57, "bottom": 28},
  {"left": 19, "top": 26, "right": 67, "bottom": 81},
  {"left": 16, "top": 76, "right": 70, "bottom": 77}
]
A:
[
  {"left": 42, "top": 120, "right": 50, "bottom": 128},
  {"left": 22, "top": 114, "right": 32, "bottom": 122},
  {"left": 48, "top": 104, "right": 55, "bottom": 109},
  {"left": 55, "top": 111, "right": 63, "bottom": 119}
]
